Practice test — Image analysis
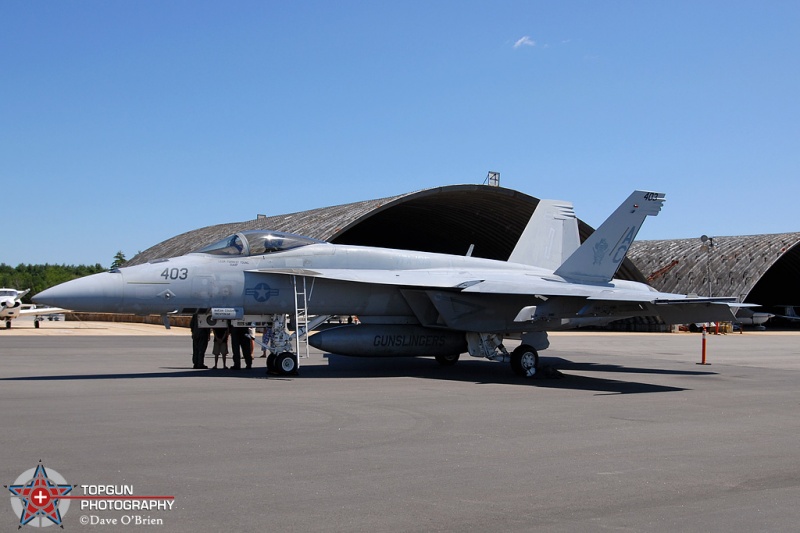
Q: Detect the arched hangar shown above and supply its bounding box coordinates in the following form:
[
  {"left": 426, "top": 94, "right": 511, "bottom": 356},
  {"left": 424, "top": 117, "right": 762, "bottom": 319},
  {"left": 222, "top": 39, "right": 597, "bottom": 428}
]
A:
[
  {"left": 128, "top": 184, "right": 647, "bottom": 282},
  {"left": 628, "top": 233, "right": 800, "bottom": 313},
  {"left": 128, "top": 184, "right": 800, "bottom": 315}
]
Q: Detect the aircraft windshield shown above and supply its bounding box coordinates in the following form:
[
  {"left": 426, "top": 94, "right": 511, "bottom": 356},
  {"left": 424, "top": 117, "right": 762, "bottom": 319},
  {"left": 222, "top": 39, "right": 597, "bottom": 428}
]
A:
[{"left": 195, "top": 230, "right": 324, "bottom": 257}]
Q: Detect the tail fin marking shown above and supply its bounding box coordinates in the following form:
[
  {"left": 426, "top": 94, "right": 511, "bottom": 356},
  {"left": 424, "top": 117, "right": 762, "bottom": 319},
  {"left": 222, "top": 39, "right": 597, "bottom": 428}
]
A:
[{"left": 553, "top": 190, "right": 665, "bottom": 284}]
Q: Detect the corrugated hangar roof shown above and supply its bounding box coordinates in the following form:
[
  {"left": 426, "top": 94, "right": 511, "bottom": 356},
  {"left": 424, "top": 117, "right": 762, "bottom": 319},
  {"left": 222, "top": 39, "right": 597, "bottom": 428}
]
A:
[
  {"left": 629, "top": 233, "right": 800, "bottom": 311},
  {"left": 127, "top": 184, "right": 645, "bottom": 282}
]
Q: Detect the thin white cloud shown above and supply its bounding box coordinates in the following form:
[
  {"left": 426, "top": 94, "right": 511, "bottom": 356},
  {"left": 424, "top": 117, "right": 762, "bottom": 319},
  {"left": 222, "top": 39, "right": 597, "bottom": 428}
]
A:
[{"left": 513, "top": 36, "right": 536, "bottom": 49}]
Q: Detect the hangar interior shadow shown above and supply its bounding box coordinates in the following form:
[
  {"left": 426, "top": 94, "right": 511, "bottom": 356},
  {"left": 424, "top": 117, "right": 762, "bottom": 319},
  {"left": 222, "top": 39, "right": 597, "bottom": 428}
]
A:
[
  {"left": 746, "top": 241, "right": 800, "bottom": 314},
  {"left": 332, "top": 188, "right": 537, "bottom": 260}
]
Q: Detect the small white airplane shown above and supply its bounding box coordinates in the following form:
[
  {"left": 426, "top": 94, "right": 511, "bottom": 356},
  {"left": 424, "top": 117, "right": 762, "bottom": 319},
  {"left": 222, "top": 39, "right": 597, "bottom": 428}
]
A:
[
  {"left": 34, "top": 189, "right": 749, "bottom": 377},
  {"left": 0, "top": 288, "right": 66, "bottom": 329}
]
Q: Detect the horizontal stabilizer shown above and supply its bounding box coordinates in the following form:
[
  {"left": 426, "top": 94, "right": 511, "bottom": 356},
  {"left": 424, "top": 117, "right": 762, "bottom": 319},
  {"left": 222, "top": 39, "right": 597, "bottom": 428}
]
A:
[{"left": 654, "top": 301, "right": 737, "bottom": 324}]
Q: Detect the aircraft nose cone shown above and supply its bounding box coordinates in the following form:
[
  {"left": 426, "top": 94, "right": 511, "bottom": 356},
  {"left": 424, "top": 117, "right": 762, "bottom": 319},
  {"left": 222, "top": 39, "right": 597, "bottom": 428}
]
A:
[{"left": 33, "top": 272, "right": 124, "bottom": 313}]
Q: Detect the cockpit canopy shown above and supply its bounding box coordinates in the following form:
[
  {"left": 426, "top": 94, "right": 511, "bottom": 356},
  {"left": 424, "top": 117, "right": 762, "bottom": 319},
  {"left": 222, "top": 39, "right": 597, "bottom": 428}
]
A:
[{"left": 194, "top": 230, "right": 325, "bottom": 257}]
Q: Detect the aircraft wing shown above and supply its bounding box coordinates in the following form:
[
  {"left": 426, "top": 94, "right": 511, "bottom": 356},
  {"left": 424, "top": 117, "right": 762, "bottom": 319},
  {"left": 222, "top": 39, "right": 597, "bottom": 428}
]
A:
[
  {"left": 249, "top": 268, "right": 637, "bottom": 297},
  {"left": 248, "top": 268, "right": 480, "bottom": 290},
  {"left": 19, "top": 305, "right": 68, "bottom": 316},
  {"left": 250, "top": 268, "right": 745, "bottom": 304}
]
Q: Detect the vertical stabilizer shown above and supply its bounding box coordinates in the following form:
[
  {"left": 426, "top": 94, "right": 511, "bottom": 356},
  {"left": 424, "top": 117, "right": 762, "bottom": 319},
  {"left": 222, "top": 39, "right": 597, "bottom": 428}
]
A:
[
  {"left": 554, "top": 190, "right": 665, "bottom": 283},
  {"left": 507, "top": 200, "right": 580, "bottom": 270}
]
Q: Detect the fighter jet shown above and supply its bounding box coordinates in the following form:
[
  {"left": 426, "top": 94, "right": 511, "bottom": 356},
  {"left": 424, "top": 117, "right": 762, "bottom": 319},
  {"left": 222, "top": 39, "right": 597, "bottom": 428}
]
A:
[
  {"left": 733, "top": 308, "right": 773, "bottom": 330},
  {"left": 34, "top": 190, "right": 742, "bottom": 376},
  {"left": 1, "top": 288, "right": 66, "bottom": 329}
]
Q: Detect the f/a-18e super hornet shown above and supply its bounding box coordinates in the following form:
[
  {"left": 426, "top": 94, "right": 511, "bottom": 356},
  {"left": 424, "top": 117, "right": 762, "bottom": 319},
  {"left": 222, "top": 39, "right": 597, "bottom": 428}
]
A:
[{"left": 34, "top": 190, "right": 742, "bottom": 377}]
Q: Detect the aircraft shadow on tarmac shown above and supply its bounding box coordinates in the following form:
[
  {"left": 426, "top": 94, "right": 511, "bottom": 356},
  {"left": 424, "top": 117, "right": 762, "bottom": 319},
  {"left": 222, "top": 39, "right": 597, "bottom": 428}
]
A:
[
  {"left": 547, "top": 357, "right": 717, "bottom": 376},
  {"left": 307, "top": 355, "right": 705, "bottom": 394},
  {"left": 1, "top": 355, "right": 714, "bottom": 395}
]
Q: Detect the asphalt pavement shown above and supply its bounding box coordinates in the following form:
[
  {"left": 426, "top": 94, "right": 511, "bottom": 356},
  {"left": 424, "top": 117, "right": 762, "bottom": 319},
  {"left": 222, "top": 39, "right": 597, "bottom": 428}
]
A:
[{"left": 2, "top": 319, "right": 799, "bottom": 531}]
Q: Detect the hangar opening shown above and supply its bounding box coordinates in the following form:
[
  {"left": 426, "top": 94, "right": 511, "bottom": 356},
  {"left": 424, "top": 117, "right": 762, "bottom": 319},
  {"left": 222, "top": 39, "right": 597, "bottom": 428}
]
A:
[
  {"left": 742, "top": 238, "right": 800, "bottom": 317},
  {"left": 330, "top": 186, "right": 537, "bottom": 260}
]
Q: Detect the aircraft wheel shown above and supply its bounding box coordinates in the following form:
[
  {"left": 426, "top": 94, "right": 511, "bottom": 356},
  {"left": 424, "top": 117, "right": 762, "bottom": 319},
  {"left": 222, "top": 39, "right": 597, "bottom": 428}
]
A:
[
  {"left": 275, "top": 352, "right": 298, "bottom": 375},
  {"left": 435, "top": 353, "right": 460, "bottom": 366},
  {"left": 510, "top": 344, "right": 539, "bottom": 377},
  {"left": 34, "top": 320, "right": 40, "bottom": 329},
  {"left": 266, "top": 353, "right": 277, "bottom": 372},
  {"left": 5, "top": 321, "right": 10, "bottom": 329}
]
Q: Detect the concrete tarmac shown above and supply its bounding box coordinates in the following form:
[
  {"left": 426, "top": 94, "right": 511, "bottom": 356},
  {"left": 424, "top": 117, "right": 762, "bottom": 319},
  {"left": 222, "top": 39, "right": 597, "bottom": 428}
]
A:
[{"left": 2, "top": 319, "right": 800, "bottom": 531}]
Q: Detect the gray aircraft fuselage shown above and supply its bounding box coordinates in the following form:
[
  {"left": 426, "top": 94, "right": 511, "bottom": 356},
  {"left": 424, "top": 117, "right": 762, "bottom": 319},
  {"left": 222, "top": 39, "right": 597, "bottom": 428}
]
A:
[
  {"left": 40, "top": 241, "right": 555, "bottom": 330},
  {"left": 34, "top": 231, "right": 685, "bottom": 336}
]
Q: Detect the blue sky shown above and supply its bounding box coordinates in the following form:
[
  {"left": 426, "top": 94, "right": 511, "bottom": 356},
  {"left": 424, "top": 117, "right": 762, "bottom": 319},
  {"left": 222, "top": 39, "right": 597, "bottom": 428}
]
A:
[{"left": 2, "top": 1, "right": 798, "bottom": 267}]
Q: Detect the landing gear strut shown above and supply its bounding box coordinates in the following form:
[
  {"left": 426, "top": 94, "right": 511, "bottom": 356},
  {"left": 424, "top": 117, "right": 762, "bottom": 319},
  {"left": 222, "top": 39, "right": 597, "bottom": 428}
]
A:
[
  {"left": 465, "top": 333, "right": 547, "bottom": 378},
  {"left": 264, "top": 313, "right": 329, "bottom": 376}
]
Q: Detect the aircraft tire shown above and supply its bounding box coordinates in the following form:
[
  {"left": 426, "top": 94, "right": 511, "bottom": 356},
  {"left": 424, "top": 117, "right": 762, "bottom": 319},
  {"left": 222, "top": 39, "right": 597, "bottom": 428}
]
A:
[
  {"left": 276, "top": 352, "right": 298, "bottom": 375},
  {"left": 435, "top": 353, "right": 460, "bottom": 366},
  {"left": 34, "top": 320, "right": 40, "bottom": 329},
  {"left": 510, "top": 344, "right": 539, "bottom": 378},
  {"left": 266, "top": 353, "right": 277, "bottom": 372},
  {"left": 5, "top": 321, "right": 10, "bottom": 329}
]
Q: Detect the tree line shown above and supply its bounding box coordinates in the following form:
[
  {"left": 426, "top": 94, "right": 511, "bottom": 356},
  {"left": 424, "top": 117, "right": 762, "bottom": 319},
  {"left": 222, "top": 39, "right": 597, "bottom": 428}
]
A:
[{"left": 0, "top": 263, "right": 108, "bottom": 303}]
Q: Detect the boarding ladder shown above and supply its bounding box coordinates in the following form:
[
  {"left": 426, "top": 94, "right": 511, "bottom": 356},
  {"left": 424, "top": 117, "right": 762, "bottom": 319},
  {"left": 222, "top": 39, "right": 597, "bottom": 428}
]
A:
[{"left": 292, "top": 275, "right": 310, "bottom": 364}]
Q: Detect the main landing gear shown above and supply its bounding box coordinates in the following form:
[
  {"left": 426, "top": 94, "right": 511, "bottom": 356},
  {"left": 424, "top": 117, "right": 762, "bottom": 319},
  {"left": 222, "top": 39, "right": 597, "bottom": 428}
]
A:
[
  {"left": 266, "top": 351, "right": 299, "bottom": 376},
  {"left": 510, "top": 344, "right": 539, "bottom": 378},
  {"left": 263, "top": 315, "right": 300, "bottom": 376},
  {"left": 263, "top": 313, "right": 333, "bottom": 376},
  {"left": 465, "top": 333, "right": 542, "bottom": 378}
]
